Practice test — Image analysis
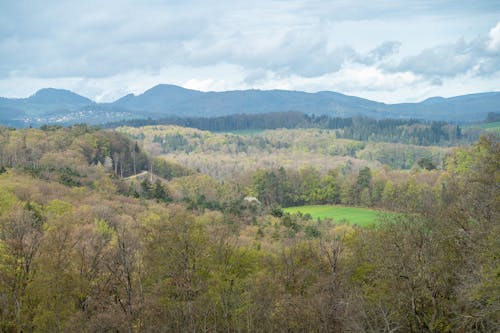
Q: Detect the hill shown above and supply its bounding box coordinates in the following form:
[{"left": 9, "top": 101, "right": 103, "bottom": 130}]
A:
[
  {"left": 0, "top": 124, "right": 497, "bottom": 332},
  {"left": 0, "top": 85, "right": 499, "bottom": 126},
  {"left": 112, "top": 85, "right": 500, "bottom": 122}
]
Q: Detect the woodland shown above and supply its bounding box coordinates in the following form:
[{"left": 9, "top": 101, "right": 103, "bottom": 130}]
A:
[{"left": 0, "top": 120, "right": 498, "bottom": 332}]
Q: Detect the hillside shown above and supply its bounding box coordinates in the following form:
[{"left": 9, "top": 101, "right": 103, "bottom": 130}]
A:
[
  {"left": 117, "top": 125, "right": 452, "bottom": 179},
  {"left": 0, "top": 125, "right": 497, "bottom": 332},
  {"left": 1, "top": 85, "right": 499, "bottom": 126}
]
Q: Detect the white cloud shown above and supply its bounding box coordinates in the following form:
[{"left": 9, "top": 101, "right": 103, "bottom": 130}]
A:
[
  {"left": 488, "top": 22, "right": 500, "bottom": 51},
  {"left": 387, "top": 21, "right": 500, "bottom": 80},
  {"left": 183, "top": 79, "right": 216, "bottom": 91},
  {"left": 0, "top": 1, "right": 499, "bottom": 103}
]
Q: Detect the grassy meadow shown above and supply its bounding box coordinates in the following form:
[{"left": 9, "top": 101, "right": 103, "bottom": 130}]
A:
[
  {"left": 464, "top": 121, "right": 500, "bottom": 133},
  {"left": 284, "top": 205, "right": 390, "bottom": 227},
  {"left": 478, "top": 121, "right": 500, "bottom": 133}
]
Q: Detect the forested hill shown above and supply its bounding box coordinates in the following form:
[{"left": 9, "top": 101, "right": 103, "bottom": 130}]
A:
[
  {"left": 109, "top": 111, "right": 483, "bottom": 146},
  {"left": 111, "top": 85, "right": 500, "bottom": 122},
  {"left": 1, "top": 84, "right": 499, "bottom": 126},
  {"left": 0, "top": 124, "right": 498, "bottom": 331}
]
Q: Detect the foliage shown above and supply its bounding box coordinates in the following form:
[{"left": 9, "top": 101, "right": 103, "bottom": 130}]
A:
[
  {"left": 118, "top": 125, "right": 454, "bottom": 181},
  {"left": 0, "top": 125, "right": 497, "bottom": 332},
  {"left": 110, "top": 112, "right": 481, "bottom": 146}
]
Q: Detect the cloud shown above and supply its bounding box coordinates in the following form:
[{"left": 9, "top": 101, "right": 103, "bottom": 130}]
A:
[
  {"left": 180, "top": 24, "right": 401, "bottom": 79},
  {"left": 359, "top": 41, "right": 401, "bottom": 65},
  {"left": 394, "top": 41, "right": 476, "bottom": 76},
  {"left": 244, "top": 68, "right": 270, "bottom": 85},
  {"left": 0, "top": 1, "right": 499, "bottom": 103},
  {"left": 430, "top": 77, "right": 443, "bottom": 86},
  {"left": 0, "top": 0, "right": 211, "bottom": 78},
  {"left": 488, "top": 22, "right": 500, "bottom": 51},
  {"left": 6, "top": 0, "right": 494, "bottom": 81},
  {"left": 387, "top": 21, "right": 500, "bottom": 79}
]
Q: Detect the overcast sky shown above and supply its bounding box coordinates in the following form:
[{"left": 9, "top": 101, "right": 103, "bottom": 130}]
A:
[{"left": 1, "top": 0, "right": 500, "bottom": 103}]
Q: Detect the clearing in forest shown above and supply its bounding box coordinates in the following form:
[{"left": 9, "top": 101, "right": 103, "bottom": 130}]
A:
[{"left": 284, "top": 205, "right": 390, "bottom": 227}]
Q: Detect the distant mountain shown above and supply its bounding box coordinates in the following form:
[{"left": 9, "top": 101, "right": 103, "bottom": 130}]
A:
[
  {"left": 0, "top": 88, "right": 93, "bottom": 113},
  {"left": 0, "top": 85, "right": 499, "bottom": 126},
  {"left": 0, "top": 88, "right": 135, "bottom": 126},
  {"left": 112, "top": 85, "right": 387, "bottom": 118},
  {"left": 113, "top": 84, "right": 204, "bottom": 113},
  {"left": 28, "top": 88, "right": 93, "bottom": 106},
  {"left": 111, "top": 85, "right": 500, "bottom": 122},
  {"left": 0, "top": 88, "right": 94, "bottom": 125},
  {"left": 385, "top": 92, "right": 500, "bottom": 122}
]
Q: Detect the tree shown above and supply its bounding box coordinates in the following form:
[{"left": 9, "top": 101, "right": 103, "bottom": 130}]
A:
[
  {"left": 153, "top": 180, "right": 171, "bottom": 202},
  {"left": 353, "top": 167, "right": 372, "bottom": 205},
  {"left": 140, "top": 177, "right": 153, "bottom": 199},
  {"left": 0, "top": 203, "right": 43, "bottom": 331},
  {"left": 381, "top": 180, "right": 395, "bottom": 209},
  {"left": 318, "top": 170, "right": 340, "bottom": 204},
  {"left": 417, "top": 156, "right": 436, "bottom": 170}
]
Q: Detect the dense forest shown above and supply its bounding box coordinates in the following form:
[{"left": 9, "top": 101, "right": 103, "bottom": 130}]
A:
[
  {"left": 118, "top": 125, "right": 451, "bottom": 176},
  {"left": 107, "top": 111, "right": 485, "bottom": 146},
  {"left": 0, "top": 125, "right": 498, "bottom": 332}
]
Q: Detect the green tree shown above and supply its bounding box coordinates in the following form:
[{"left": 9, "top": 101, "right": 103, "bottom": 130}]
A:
[
  {"left": 153, "top": 180, "right": 171, "bottom": 202},
  {"left": 141, "top": 177, "right": 153, "bottom": 199},
  {"left": 353, "top": 167, "right": 372, "bottom": 205},
  {"left": 318, "top": 170, "right": 340, "bottom": 204},
  {"left": 381, "top": 180, "right": 395, "bottom": 209}
]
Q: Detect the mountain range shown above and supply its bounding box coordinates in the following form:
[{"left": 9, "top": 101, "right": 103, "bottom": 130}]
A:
[{"left": 0, "top": 84, "right": 499, "bottom": 127}]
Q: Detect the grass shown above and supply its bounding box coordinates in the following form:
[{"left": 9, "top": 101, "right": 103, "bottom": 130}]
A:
[
  {"left": 283, "top": 205, "right": 391, "bottom": 227},
  {"left": 219, "top": 129, "right": 266, "bottom": 136},
  {"left": 477, "top": 121, "right": 500, "bottom": 129},
  {"left": 478, "top": 122, "right": 500, "bottom": 132},
  {"left": 464, "top": 122, "right": 500, "bottom": 133}
]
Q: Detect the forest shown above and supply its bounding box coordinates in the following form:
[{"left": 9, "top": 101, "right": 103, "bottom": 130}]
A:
[
  {"left": 118, "top": 125, "right": 452, "bottom": 177},
  {"left": 0, "top": 124, "right": 498, "bottom": 332},
  {"left": 107, "top": 111, "right": 486, "bottom": 146}
]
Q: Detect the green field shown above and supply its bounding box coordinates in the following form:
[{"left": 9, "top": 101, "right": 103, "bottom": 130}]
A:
[
  {"left": 219, "top": 129, "right": 266, "bottom": 136},
  {"left": 465, "top": 122, "right": 500, "bottom": 133},
  {"left": 284, "top": 205, "right": 389, "bottom": 227},
  {"left": 479, "top": 122, "right": 500, "bottom": 133}
]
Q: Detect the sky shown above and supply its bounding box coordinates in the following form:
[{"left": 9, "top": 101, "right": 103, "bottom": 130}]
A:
[{"left": 1, "top": 0, "right": 500, "bottom": 103}]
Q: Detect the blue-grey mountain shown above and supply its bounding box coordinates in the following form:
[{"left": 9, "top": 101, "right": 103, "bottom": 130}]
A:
[{"left": 0, "top": 84, "right": 498, "bottom": 126}]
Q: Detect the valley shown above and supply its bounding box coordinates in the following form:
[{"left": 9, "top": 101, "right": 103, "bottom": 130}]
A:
[
  {"left": 0, "top": 107, "right": 498, "bottom": 332},
  {"left": 2, "top": 1, "right": 500, "bottom": 331}
]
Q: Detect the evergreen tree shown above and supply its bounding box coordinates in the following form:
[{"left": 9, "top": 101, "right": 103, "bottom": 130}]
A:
[{"left": 153, "top": 180, "right": 171, "bottom": 202}]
